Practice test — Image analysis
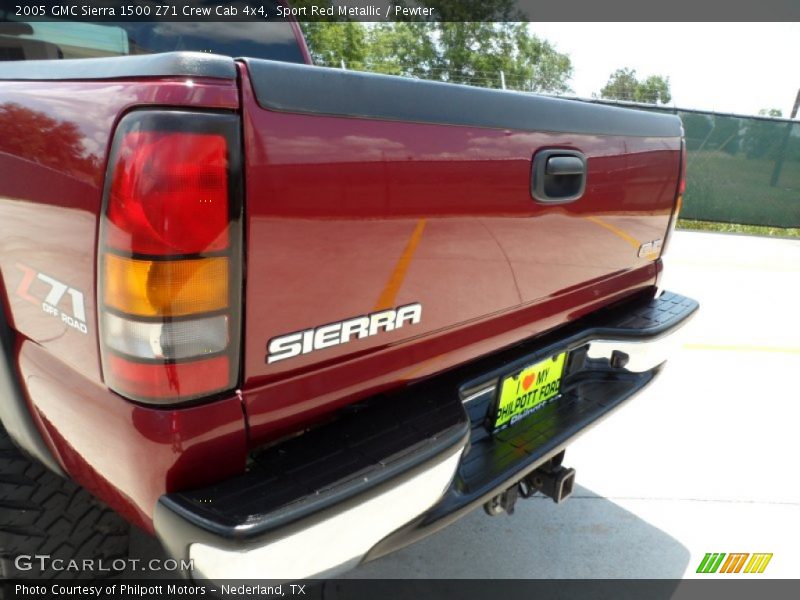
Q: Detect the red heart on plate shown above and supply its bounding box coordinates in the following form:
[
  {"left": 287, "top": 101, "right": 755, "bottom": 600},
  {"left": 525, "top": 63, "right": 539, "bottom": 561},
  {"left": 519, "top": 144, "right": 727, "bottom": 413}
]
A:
[{"left": 522, "top": 373, "right": 536, "bottom": 391}]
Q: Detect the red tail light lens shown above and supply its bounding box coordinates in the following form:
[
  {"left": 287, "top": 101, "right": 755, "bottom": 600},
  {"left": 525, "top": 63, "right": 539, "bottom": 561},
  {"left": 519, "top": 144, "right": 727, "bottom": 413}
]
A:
[
  {"left": 105, "top": 354, "right": 230, "bottom": 401},
  {"left": 99, "top": 111, "right": 242, "bottom": 405},
  {"left": 106, "top": 131, "right": 229, "bottom": 255}
]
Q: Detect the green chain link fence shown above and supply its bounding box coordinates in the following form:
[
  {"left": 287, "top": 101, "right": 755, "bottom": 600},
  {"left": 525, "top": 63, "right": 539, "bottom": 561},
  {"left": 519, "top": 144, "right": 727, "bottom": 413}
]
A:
[{"left": 588, "top": 101, "right": 800, "bottom": 228}]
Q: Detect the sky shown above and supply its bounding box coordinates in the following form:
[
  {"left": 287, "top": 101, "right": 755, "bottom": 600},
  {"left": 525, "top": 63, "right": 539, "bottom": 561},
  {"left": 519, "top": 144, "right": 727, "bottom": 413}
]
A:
[{"left": 526, "top": 23, "right": 800, "bottom": 118}]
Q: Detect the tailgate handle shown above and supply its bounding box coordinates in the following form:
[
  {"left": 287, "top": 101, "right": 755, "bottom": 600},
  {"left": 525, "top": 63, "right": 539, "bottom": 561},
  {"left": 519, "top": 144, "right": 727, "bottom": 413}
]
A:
[
  {"left": 531, "top": 149, "right": 587, "bottom": 203},
  {"left": 546, "top": 156, "right": 584, "bottom": 176}
]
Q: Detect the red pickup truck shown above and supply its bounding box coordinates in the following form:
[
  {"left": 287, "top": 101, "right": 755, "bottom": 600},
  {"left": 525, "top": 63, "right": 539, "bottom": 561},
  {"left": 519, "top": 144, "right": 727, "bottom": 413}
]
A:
[{"left": 0, "top": 19, "right": 697, "bottom": 581}]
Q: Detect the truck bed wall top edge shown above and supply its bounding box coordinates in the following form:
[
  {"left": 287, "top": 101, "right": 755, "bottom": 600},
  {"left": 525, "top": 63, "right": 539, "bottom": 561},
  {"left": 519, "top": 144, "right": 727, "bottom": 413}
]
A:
[
  {"left": 0, "top": 51, "right": 236, "bottom": 81},
  {"left": 241, "top": 58, "right": 683, "bottom": 138}
]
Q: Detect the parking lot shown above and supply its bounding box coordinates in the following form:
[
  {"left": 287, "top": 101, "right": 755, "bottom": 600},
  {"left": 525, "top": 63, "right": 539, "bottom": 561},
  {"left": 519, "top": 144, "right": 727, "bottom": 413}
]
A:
[
  {"left": 344, "top": 230, "right": 800, "bottom": 579},
  {"left": 131, "top": 230, "right": 800, "bottom": 579}
]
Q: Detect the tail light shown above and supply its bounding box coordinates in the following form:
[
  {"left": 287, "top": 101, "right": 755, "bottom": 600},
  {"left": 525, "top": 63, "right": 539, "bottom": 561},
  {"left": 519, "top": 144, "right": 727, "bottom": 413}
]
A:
[
  {"left": 660, "top": 139, "right": 686, "bottom": 257},
  {"left": 99, "top": 111, "right": 242, "bottom": 404}
]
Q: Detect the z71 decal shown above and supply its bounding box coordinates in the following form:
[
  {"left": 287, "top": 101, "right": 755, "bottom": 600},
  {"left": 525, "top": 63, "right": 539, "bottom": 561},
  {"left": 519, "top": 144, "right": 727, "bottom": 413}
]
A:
[
  {"left": 15, "top": 263, "right": 88, "bottom": 334},
  {"left": 267, "top": 303, "right": 422, "bottom": 364}
]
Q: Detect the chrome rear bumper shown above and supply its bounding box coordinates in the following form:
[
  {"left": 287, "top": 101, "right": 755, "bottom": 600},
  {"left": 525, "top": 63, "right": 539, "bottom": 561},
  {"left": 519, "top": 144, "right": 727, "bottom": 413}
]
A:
[
  {"left": 186, "top": 447, "right": 464, "bottom": 581},
  {"left": 154, "top": 290, "right": 698, "bottom": 583}
]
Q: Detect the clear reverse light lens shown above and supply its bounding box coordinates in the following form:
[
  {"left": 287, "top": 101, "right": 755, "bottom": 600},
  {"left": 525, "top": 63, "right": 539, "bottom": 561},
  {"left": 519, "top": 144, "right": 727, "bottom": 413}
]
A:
[{"left": 103, "top": 313, "right": 229, "bottom": 361}]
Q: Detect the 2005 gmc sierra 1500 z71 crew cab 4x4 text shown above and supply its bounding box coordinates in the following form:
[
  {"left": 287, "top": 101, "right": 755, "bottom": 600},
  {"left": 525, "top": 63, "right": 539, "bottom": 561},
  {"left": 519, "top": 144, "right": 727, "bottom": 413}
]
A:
[{"left": 0, "top": 17, "right": 697, "bottom": 582}]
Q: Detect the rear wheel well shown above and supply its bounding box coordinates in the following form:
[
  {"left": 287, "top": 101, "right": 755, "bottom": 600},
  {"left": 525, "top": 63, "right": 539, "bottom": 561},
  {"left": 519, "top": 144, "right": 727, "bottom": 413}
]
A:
[{"left": 0, "top": 273, "right": 64, "bottom": 476}]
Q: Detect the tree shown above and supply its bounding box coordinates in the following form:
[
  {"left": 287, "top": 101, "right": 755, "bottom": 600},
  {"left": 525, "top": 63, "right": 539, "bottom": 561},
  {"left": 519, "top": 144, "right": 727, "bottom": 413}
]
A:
[
  {"left": 301, "top": 21, "right": 368, "bottom": 69},
  {"left": 600, "top": 68, "right": 671, "bottom": 104},
  {"left": 0, "top": 103, "right": 99, "bottom": 181},
  {"left": 599, "top": 68, "right": 638, "bottom": 102},
  {"left": 296, "top": 1, "right": 571, "bottom": 93},
  {"left": 364, "top": 22, "right": 438, "bottom": 78},
  {"left": 758, "top": 108, "right": 783, "bottom": 117},
  {"left": 302, "top": 20, "right": 572, "bottom": 94},
  {"left": 637, "top": 75, "right": 672, "bottom": 104},
  {"left": 431, "top": 22, "right": 572, "bottom": 93}
]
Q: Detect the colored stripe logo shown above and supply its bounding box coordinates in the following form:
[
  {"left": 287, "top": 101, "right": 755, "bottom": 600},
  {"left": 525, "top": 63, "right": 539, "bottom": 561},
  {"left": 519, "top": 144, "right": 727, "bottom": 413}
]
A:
[{"left": 696, "top": 553, "right": 773, "bottom": 574}]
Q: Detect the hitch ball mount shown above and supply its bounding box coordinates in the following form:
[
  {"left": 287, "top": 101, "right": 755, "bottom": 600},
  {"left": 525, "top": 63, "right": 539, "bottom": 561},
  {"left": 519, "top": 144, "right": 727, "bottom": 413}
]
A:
[{"left": 483, "top": 451, "right": 576, "bottom": 516}]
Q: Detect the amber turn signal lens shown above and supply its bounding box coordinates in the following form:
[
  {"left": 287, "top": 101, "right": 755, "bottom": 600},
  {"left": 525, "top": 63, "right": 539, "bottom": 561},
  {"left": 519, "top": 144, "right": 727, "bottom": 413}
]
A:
[{"left": 104, "top": 254, "right": 228, "bottom": 317}]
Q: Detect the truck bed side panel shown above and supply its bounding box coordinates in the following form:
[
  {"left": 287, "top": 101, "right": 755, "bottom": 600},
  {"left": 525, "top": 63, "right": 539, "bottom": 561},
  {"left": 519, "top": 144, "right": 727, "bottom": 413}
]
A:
[{"left": 0, "top": 77, "right": 245, "bottom": 530}]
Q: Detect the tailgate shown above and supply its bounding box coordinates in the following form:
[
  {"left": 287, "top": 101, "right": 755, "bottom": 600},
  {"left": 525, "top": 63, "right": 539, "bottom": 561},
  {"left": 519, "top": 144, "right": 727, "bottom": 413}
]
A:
[{"left": 237, "top": 60, "right": 682, "bottom": 441}]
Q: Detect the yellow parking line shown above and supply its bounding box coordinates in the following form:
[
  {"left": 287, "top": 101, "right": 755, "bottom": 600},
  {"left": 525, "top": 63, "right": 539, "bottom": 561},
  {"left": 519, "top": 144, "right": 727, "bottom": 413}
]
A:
[
  {"left": 683, "top": 343, "right": 800, "bottom": 355},
  {"left": 374, "top": 219, "right": 427, "bottom": 311},
  {"left": 584, "top": 216, "right": 641, "bottom": 250}
]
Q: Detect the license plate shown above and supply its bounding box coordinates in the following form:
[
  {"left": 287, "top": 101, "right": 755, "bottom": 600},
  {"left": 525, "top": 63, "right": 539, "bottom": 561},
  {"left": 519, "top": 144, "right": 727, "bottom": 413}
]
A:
[{"left": 493, "top": 351, "right": 568, "bottom": 431}]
